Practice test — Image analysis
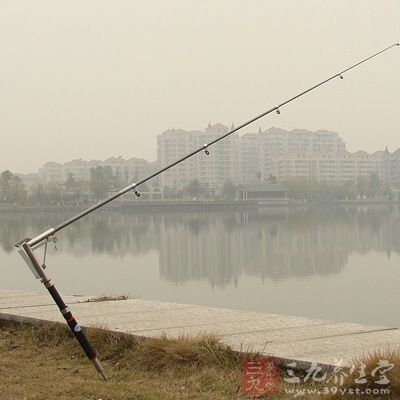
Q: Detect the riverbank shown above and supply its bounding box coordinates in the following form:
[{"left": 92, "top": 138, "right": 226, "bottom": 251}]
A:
[
  {"left": 2, "top": 319, "right": 400, "bottom": 400},
  {"left": 0, "top": 198, "right": 398, "bottom": 213},
  {"left": 2, "top": 289, "right": 400, "bottom": 368},
  {"left": 0, "top": 320, "right": 241, "bottom": 400},
  {"left": 2, "top": 290, "right": 400, "bottom": 398}
]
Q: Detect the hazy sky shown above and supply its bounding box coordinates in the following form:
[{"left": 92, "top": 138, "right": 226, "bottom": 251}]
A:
[{"left": 1, "top": 1, "right": 399, "bottom": 173}]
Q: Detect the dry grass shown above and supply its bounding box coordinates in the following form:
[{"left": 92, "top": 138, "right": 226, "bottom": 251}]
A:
[
  {"left": 1, "top": 320, "right": 399, "bottom": 399},
  {"left": 272, "top": 350, "right": 400, "bottom": 400},
  {"left": 82, "top": 294, "right": 129, "bottom": 303},
  {"left": 0, "top": 320, "right": 242, "bottom": 400},
  {"left": 131, "top": 334, "right": 240, "bottom": 371},
  {"left": 326, "top": 350, "right": 400, "bottom": 399}
]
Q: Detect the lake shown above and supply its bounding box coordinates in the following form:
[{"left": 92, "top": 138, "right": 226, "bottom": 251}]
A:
[{"left": 1, "top": 205, "right": 400, "bottom": 327}]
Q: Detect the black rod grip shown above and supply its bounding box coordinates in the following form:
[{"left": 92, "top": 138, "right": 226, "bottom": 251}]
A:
[
  {"left": 47, "top": 285, "right": 67, "bottom": 311},
  {"left": 47, "top": 284, "right": 96, "bottom": 360},
  {"left": 64, "top": 312, "right": 96, "bottom": 360}
]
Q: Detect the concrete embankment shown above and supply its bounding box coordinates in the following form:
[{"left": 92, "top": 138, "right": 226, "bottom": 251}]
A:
[{"left": 1, "top": 289, "right": 399, "bottom": 368}]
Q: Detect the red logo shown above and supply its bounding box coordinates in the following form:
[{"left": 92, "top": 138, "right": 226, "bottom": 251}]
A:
[{"left": 241, "top": 358, "right": 280, "bottom": 397}]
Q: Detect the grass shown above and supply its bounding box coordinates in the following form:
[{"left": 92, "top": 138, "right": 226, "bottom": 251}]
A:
[
  {"left": 271, "top": 350, "right": 400, "bottom": 400},
  {"left": 335, "top": 350, "right": 400, "bottom": 398},
  {"left": 0, "top": 320, "right": 242, "bottom": 400},
  {"left": 82, "top": 294, "right": 129, "bottom": 303},
  {"left": 1, "top": 320, "right": 399, "bottom": 399}
]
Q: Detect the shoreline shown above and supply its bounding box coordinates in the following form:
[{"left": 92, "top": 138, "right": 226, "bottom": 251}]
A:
[
  {"left": 0, "top": 198, "right": 398, "bottom": 213},
  {"left": 3, "top": 288, "right": 398, "bottom": 368}
]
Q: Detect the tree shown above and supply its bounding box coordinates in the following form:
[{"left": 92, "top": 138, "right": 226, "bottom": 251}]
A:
[
  {"left": 355, "top": 176, "right": 368, "bottom": 198},
  {"left": 0, "top": 171, "right": 27, "bottom": 204},
  {"left": 10, "top": 175, "right": 27, "bottom": 204},
  {"left": 163, "top": 186, "right": 183, "bottom": 199},
  {"left": 113, "top": 167, "right": 122, "bottom": 189},
  {"left": 366, "top": 173, "right": 381, "bottom": 198},
  {"left": 266, "top": 174, "right": 277, "bottom": 184},
  {"left": 65, "top": 173, "right": 75, "bottom": 192},
  {"left": 0, "top": 170, "right": 13, "bottom": 201},
  {"left": 64, "top": 173, "right": 83, "bottom": 204},
  {"left": 185, "top": 180, "right": 203, "bottom": 199},
  {"left": 46, "top": 182, "right": 62, "bottom": 204},
  {"left": 286, "top": 178, "right": 314, "bottom": 200},
  {"left": 220, "top": 180, "right": 237, "bottom": 200},
  {"left": 90, "top": 166, "right": 112, "bottom": 200},
  {"left": 123, "top": 167, "right": 129, "bottom": 185},
  {"left": 30, "top": 183, "right": 44, "bottom": 206}
]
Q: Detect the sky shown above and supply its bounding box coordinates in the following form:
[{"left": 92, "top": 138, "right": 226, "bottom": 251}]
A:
[{"left": 0, "top": 0, "right": 399, "bottom": 174}]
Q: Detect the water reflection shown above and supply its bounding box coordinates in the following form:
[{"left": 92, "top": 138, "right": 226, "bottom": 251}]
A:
[{"left": 1, "top": 206, "right": 399, "bottom": 286}]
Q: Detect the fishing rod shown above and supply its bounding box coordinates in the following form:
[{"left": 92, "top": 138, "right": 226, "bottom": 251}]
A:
[{"left": 15, "top": 42, "right": 399, "bottom": 379}]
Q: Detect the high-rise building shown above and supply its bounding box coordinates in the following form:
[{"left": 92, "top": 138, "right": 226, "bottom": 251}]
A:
[
  {"left": 157, "top": 124, "right": 399, "bottom": 187},
  {"left": 257, "top": 128, "right": 346, "bottom": 181},
  {"left": 267, "top": 150, "right": 387, "bottom": 183},
  {"left": 36, "top": 124, "right": 400, "bottom": 191},
  {"left": 385, "top": 148, "right": 400, "bottom": 185},
  {"left": 157, "top": 123, "right": 239, "bottom": 190},
  {"left": 239, "top": 132, "right": 260, "bottom": 183}
]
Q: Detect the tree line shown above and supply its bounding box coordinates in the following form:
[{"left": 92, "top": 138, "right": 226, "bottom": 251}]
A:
[
  {"left": 285, "top": 174, "right": 394, "bottom": 201},
  {"left": 0, "top": 167, "right": 135, "bottom": 206},
  {"left": 0, "top": 168, "right": 396, "bottom": 207}
]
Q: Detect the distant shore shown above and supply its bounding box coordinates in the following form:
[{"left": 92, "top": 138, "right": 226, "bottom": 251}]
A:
[{"left": 0, "top": 198, "right": 398, "bottom": 213}]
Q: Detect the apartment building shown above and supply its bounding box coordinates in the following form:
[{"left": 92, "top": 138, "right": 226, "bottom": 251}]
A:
[
  {"left": 157, "top": 124, "right": 400, "bottom": 187},
  {"left": 38, "top": 157, "right": 154, "bottom": 186},
  {"left": 157, "top": 123, "right": 239, "bottom": 190},
  {"left": 238, "top": 132, "right": 260, "bottom": 183},
  {"left": 267, "top": 150, "right": 387, "bottom": 183},
  {"left": 385, "top": 148, "right": 400, "bottom": 185},
  {"left": 257, "top": 128, "right": 346, "bottom": 181},
  {"left": 38, "top": 162, "right": 63, "bottom": 183},
  {"left": 37, "top": 125, "right": 400, "bottom": 190}
]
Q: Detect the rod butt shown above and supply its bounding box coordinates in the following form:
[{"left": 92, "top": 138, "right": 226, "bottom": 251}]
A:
[
  {"left": 100, "top": 370, "right": 107, "bottom": 381},
  {"left": 91, "top": 357, "right": 107, "bottom": 381}
]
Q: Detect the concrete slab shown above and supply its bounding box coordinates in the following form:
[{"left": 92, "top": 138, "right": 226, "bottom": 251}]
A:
[{"left": 1, "top": 289, "right": 399, "bottom": 368}]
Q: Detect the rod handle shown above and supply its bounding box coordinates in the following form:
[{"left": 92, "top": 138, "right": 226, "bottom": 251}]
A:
[{"left": 46, "top": 284, "right": 96, "bottom": 360}]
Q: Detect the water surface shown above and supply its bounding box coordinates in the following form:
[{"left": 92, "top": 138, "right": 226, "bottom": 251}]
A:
[{"left": 1, "top": 205, "right": 399, "bottom": 327}]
